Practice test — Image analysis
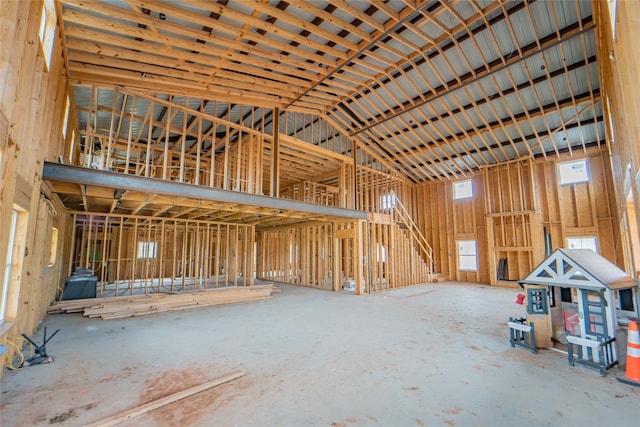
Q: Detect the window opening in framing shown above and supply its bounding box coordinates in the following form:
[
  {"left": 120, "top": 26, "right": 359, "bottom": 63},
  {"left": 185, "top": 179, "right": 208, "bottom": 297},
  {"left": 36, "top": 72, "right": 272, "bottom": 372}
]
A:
[
  {"left": 1, "top": 211, "right": 19, "bottom": 325},
  {"left": 453, "top": 180, "right": 473, "bottom": 200},
  {"left": 566, "top": 237, "right": 598, "bottom": 253},
  {"left": 137, "top": 241, "right": 157, "bottom": 259},
  {"left": 380, "top": 193, "right": 396, "bottom": 210},
  {"left": 49, "top": 227, "right": 59, "bottom": 267},
  {"left": 457, "top": 240, "right": 477, "bottom": 271},
  {"left": 558, "top": 159, "right": 589, "bottom": 185}
]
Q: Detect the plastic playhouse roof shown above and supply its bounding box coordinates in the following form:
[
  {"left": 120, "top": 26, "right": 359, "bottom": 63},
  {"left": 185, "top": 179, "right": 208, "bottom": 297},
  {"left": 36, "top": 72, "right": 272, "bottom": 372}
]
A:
[{"left": 520, "top": 248, "right": 637, "bottom": 291}]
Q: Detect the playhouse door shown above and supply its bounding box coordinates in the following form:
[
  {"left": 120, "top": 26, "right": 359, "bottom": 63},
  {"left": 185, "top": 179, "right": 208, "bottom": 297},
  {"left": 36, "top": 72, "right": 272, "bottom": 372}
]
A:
[
  {"left": 580, "top": 290, "right": 607, "bottom": 339},
  {"left": 525, "top": 284, "right": 552, "bottom": 348}
]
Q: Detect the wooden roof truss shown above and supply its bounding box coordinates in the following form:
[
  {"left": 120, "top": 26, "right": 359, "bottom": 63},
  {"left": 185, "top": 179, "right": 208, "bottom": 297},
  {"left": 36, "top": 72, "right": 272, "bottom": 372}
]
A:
[{"left": 59, "top": 0, "right": 603, "bottom": 184}]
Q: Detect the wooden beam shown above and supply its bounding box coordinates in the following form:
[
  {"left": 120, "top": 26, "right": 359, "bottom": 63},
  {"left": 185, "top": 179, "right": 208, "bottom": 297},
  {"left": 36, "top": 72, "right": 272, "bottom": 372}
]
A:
[{"left": 87, "top": 371, "right": 245, "bottom": 427}]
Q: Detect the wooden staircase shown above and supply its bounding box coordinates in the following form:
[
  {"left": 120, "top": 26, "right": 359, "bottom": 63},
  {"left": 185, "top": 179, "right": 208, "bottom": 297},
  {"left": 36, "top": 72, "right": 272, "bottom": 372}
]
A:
[{"left": 390, "top": 192, "right": 435, "bottom": 283}]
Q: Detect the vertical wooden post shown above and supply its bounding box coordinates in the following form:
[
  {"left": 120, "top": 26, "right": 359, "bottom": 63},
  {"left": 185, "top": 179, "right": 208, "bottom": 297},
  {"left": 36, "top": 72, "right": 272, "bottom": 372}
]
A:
[
  {"left": 213, "top": 223, "right": 220, "bottom": 287},
  {"left": 124, "top": 97, "right": 135, "bottom": 174},
  {"left": 162, "top": 103, "right": 171, "bottom": 181},
  {"left": 145, "top": 100, "right": 153, "bottom": 177},
  {"left": 106, "top": 88, "right": 118, "bottom": 171},
  {"left": 115, "top": 216, "right": 123, "bottom": 296},
  {"left": 195, "top": 105, "right": 202, "bottom": 185},
  {"left": 354, "top": 220, "right": 364, "bottom": 295},
  {"left": 67, "top": 214, "right": 77, "bottom": 277},
  {"left": 332, "top": 223, "right": 340, "bottom": 291},
  {"left": 179, "top": 97, "right": 188, "bottom": 183},
  {"left": 223, "top": 110, "right": 231, "bottom": 190},
  {"left": 271, "top": 108, "right": 280, "bottom": 197}
]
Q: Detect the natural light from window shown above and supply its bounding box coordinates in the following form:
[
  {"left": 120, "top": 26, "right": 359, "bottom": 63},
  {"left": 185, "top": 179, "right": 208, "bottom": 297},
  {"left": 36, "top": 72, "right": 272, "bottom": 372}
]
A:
[
  {"left": 62, "top": 96, "right": 70, "bottom": 139},
  {"left": 380, "top": 193, "right": 396, "bottom": 210},
  {"left": 453, "top": 180, "right": 473, "bottom": 200},
  {"left": 1, "top": 211, "right": 19, "bottom": 325},
  {"left": 558, "top": 159, "right": 589, "bottom": 185},
  {"left": 38, "top": 0, "right": 56, "bottom": 71},
  {"left": 49, "top": 227, "right": 59, "bottom": 267},
  {"left": 137, "top": 241, "right": 157, "bottom": 259},
  {"left": 457, "top": 240, "right": 477, "bottom": 271},
  {"left": 567, "top": 237, "right": 598, "bottom": 253}
]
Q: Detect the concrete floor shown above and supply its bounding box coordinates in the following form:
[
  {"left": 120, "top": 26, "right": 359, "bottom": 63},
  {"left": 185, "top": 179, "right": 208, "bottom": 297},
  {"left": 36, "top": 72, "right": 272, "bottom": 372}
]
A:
[{"left": 1, "top": 282, "right": 638, "bottom": 427}]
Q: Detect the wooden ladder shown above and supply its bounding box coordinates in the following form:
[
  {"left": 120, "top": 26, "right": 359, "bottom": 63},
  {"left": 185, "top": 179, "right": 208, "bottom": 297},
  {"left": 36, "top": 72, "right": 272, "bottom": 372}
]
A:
[{"left": 390, "top": 191, "right": 434, "bottom": 283}]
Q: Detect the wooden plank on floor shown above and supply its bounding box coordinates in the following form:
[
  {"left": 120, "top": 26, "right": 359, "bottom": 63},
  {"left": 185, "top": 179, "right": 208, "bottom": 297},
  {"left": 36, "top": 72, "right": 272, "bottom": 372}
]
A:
[{"left": 86, "top": 371, "right": 245, "bottom": 427}]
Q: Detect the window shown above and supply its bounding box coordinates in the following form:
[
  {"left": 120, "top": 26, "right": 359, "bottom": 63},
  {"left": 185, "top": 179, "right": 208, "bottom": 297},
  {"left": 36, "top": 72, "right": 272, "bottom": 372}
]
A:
[
  {"left": 62, "top": 96, "right": 70, "bottom": 139},
  {"left": 607, "top": 0, "right": 617, "bottom": 40},
  {"left": 457, "top": 240, "right": 477, "bottom": 271},
  {"left": 38, "top": 0, "right": 56, "bottom": 71},
  {"left": 453, "top": 180, "right": 473, "bottom": 200},
  {"left": 68, "top": 129, "right": 76, "bottom": 164},
  {"left": 567, "top": 237, "right": 598, "bottom": 253},
  {"left": 618, "top": 288, "right": 635, "bottom": 313},
  {"left": 48, "top": 227, "right": 59, "bottom": 267},
  {"left": 380, "top": 193, "right": 396, "bottom": 210},
  {"left": 1, "top": 211, "right": 19, "bottom": 325},
  {"left": 376, "top": 243, "right": 386, "bottom": 263},
  {"left": 558, "top": 159, "right": 589, "bottom": 185},
  {"left": 560, "top": 287, "right": 573, "bottom": 303},
  {"left": 137, "top": 242, "right": 157, "bottom": 259}
]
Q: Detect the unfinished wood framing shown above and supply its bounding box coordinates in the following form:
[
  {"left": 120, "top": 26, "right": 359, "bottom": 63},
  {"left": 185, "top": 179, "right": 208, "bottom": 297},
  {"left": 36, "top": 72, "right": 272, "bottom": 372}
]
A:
[
  {"left": 3, "top": 0, "right": 639, "bottom": 376},
  {"left": 70, "top": 213, "right": 255, "bottom": 295},
  {"left": 257, "top": 223, "right": 334, "bottom": 290},
  {"left": 257, "top": 213, "right": 431, "bottom": 294},
  {"left": 483, "top": 158, "right": 543, "bottom": 285},
  {"left": 593, "top": 0, "right": 640, "bottom": 276},
  {"left": 0, "top": 0, "right": 70, "bottom": 372},
  {"left": 413, "top": 146, "right": 624, "bottom": 286}
]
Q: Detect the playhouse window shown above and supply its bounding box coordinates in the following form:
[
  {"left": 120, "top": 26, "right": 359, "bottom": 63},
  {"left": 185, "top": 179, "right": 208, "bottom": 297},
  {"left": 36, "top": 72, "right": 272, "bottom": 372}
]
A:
[{"left": 618, "top": 288, "right": 635, "bottom": 312}]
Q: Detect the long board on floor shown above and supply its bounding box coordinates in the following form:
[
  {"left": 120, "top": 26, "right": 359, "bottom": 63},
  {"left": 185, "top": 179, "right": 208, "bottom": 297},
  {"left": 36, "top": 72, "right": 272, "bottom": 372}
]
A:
[{"left": 48, "top": 284, "right": 279, "bottom": 319}]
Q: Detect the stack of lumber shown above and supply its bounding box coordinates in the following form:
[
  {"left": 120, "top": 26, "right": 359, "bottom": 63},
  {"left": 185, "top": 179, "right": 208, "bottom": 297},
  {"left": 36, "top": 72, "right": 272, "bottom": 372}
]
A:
[{"left": 48, "top": 285, "right": 280, "bottom": 320}]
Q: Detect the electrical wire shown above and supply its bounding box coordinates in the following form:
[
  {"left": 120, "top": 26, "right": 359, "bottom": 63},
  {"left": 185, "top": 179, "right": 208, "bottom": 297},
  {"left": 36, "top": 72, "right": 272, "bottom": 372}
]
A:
[
  {"left": 5, "top": 339, "right": 25, "bottom": 370},
  {"left": 40, "top": 191, "right": 58, "bottom": 216},
  {"left": 56, "top": 285, "right": 65, "bottom": 303}
]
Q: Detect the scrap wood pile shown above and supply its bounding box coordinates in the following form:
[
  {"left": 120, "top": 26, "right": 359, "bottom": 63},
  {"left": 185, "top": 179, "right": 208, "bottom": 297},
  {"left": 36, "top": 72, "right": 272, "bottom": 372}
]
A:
[{"left": 48, "top": 284, "right": 280, "bottom": 320}]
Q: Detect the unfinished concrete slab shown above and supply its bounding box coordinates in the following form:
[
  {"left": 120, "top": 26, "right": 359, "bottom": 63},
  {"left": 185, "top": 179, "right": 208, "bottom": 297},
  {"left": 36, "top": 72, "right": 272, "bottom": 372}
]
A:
[{"left": 1, "top": 282, "right": 638, "bottom": 426}]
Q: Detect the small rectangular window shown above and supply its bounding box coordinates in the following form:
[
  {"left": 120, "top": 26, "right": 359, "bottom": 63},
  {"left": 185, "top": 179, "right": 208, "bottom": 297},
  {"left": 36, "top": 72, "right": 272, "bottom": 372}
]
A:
[
  {"left": 558, "top": 159, "right": 589, "bottom": 185},
  {"left": 380, "top": 193, "right": 396, "bottom": 210},
  {"left": 68, "top": 129, "right": 76, "bottom": 164},
  {"left": 48, "top": 227, "right": 59, "bottom": 267},
  {"left": 457, "top": 240, "right": 477, "bottom": 271},
  {"left": 39, "top": 4, "right": 48, "bottom": 45},
  {"left": 567, "top": 237, "right": 597, "bottom": 253},
  {"left": 376, "top": 243, "right": 386, "bottom": 263},
  {"left": 38, "top": 0, "right": 56, "bottom": 71},
  {"left": 62, "top": 96, "right": 70, "bottom": 139},
  {"left": 607, "top": 0, "right": 617, "bottom": 40},
  {"left": 1, "top": 211, "right": 19, "bottom": 325},
  {"left": 137, "top": 242, "right": 157, "bottom": 259},
  {"left": 453, "top": 180, "right": 473, "bottom": 200}
]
